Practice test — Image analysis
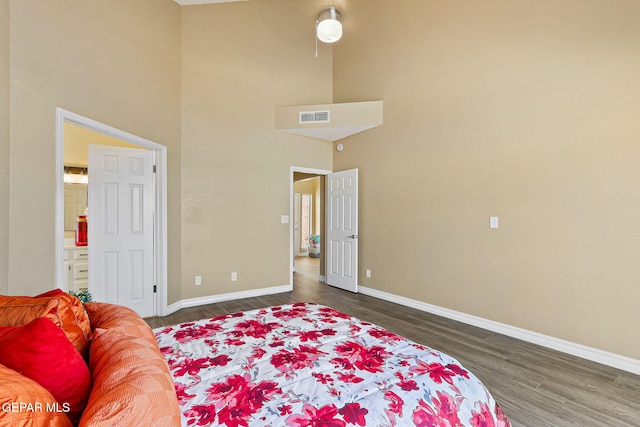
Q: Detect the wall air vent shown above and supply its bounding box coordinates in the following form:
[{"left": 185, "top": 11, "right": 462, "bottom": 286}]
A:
[
  {"left": 299, "top": 110, "right": 331, "bottom": 124},
  {"left": 277, "top": 101, "right": 383, "bottom": 141}
]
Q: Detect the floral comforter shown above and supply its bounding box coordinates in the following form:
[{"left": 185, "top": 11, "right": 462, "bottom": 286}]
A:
[{"left": 154, "top": 302, "right": 510, "bottom": 427}]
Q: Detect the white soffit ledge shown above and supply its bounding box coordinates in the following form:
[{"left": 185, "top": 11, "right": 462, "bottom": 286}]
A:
[
  {"left": 275, "top": 100, "right": 383, "bottom": 142},
  {"left": 175, "top": 0, "right": 249, "bottom": 5}
]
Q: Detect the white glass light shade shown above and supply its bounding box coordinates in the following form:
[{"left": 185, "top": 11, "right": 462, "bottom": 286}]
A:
[
  {"left": 64, "top": 173, "right": 88, "bottom": 184},
  {"left": 317, "top": 8, "right": 342, "bottom": 43}
]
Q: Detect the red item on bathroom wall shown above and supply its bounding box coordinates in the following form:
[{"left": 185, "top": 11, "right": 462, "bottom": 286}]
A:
[{"left": 75, "top": 216, "right": 88, "bottom": 246}]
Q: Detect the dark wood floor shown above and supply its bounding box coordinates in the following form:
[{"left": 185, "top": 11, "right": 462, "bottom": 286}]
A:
[{"left": 146, "top": 257, "right": 640, "bottom": 427}]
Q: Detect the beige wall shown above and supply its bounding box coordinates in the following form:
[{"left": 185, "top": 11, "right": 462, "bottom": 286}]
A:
[
  {"left": 64, "top": 122, "right": 139, "bottom": 167},
  {"left": 333, "top": 0, "right": 640, "bottom": 359},
  {"left": 3, "top": 0, "right": 332, "bottom": 306},
  {"left": 0, "top": 0, "right": 8, "bottom": 294},
  {"left": 180, "top": 2, "right": 333, "bottom": 299},
  {"left": 6, "top": 0, "right": 182, "bottom": 298}
]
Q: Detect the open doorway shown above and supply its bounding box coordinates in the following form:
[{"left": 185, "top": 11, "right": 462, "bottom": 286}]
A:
[
  {"left": 290, "top": 167, "right": 331, "bottom": 288},
  {"left": 55, "top": 108, "right": 169, "bottom": 317},
  {"left": 294, "top": 176, "right": 321, "bottom": 283}
]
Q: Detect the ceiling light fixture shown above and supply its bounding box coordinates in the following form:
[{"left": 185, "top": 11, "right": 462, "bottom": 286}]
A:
[
  {"left": 316, "top": 7, "right": 342, "bottom": 44},
  {"left": 64, "top": 167, "right": 88, "bottom": 184},
  {"left": 64, "top": 172, "right": 88, "bottom": 185}
]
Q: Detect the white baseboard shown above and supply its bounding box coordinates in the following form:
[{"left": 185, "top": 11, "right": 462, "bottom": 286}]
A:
[
  {"left": 359, "top": 286, "right": 640, "bottom": 376},
  {"left": 163, "top": 284, "right": 292, "bottom": 316}
]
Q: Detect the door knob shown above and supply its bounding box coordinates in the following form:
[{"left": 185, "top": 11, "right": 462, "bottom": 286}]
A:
[{"left": 346, "top": 234, "right": 358, "bottom": 239}]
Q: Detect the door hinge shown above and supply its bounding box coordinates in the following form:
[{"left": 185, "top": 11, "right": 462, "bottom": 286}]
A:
[
  {"left": 153, "top": 285, "right": 157, "bottom": 293},
  {"left": 153, "top": 165, "right": 157, "bottom": 173}
]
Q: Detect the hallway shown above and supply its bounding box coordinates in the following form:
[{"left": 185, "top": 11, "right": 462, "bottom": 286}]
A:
[
  {"left": 292, "top": 255, "right": 321, "bottom": 296},
  {"left": 293, "top": 255, "right": 319, "bottom": 280}
]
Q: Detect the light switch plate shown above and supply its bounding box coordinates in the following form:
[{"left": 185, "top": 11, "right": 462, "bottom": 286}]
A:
[
  {"left": 490, "top": 216, "right": 499, "bottom": 229},
  {"left": 281, "top": 215, "right": 289, "bottom": 224}
]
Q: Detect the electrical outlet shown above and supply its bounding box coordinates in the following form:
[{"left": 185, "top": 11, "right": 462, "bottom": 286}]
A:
[
  {"left": 231, "top": 272, "right": 238, "bottom": 281},
  {"left": 365, "top": 269, "right": 371, "bottom": 279},
  {"left": 195, "top": 275, "right": 202, "bottom": 286}
]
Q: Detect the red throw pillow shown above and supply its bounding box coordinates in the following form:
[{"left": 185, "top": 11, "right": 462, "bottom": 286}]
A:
[
  {"left": 0, "top": 293, "right": 91, "bottom": 356},
  {"left": 0, "top": 317, "right": 92, "bottom": 425}
]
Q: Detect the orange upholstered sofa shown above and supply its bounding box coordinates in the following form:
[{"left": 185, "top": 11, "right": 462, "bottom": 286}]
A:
[{"left": 0, "top": 291, "right": 181, "bottom": 426}]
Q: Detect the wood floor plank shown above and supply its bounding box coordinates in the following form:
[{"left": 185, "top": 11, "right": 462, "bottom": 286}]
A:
[{"left": 145, "top": 257, "right": 640, "bottom": 426}]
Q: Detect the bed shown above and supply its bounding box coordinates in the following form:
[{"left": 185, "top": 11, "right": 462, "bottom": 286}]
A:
[{"left": 154, "top": 302, "right": 510, "bottom": 427}]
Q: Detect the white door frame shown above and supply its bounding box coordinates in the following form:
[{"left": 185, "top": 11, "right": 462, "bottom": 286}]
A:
[
  {"left": 289, "top": 166, "right": 332, "bottom": 287},
  {"left": 55, "top": 108, "right": 169, "bottom": 316}
]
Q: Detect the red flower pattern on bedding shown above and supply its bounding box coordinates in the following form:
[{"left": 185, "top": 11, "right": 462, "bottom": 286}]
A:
[
  {"left": 205, "top": 374, "right": 280, "bottom": 427},
  {"left": 270, "top": 345, "right": 326, "bottom": 378},
  {"left": 410, "top": 360, "right": 471, "bottom": 394},
  {"left": 154, "top": 303, "right": 511, "bottom": 427},
  {"left": 286, "top": 403, "right": 346, "bottom": 427},
  {"left": 231, "top": 319, "right": 281, "bottom": 339},
  {"left": 331, "top": 341, "right": 389, "bottom": 373},
  {"left": 338, "top": 403, "right": 368, "bottom": 426}
]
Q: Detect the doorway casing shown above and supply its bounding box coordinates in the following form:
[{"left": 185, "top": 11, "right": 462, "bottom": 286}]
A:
[
  {"left": 290, "top": 166, "right": 331, "bottom": 287},
  {"left": 55, "top": 108, "right": 169, "bottom": 316}
]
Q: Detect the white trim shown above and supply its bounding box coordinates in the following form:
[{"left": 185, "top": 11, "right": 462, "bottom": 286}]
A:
[
  {"left": 359, "top": 286, "right": 640, "bottom": 376},
  {"left": 55, "top": 108, "right": 169, "bottom": 317},
  {"left": 290, "top": 166, "right": 332, "bottom": 288},
  {"left": 163, "top": 285, "right": 292, "bottom": 316}
]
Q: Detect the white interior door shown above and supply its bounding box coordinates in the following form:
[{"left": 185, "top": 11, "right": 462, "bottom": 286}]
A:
[
  {"left": 326, "top": 168, "right": 358, "bottom": 292},
  {"left": 88, "top": 145, "right": 155, "bottom": 317}
]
